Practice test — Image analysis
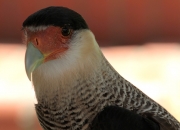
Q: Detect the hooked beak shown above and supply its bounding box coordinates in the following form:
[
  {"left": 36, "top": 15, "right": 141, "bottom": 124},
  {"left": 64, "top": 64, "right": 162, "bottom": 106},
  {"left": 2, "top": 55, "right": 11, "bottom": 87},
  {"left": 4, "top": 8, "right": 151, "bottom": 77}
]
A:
[{"left": 25, "top": 42, "right": 44, "bottom": 81}]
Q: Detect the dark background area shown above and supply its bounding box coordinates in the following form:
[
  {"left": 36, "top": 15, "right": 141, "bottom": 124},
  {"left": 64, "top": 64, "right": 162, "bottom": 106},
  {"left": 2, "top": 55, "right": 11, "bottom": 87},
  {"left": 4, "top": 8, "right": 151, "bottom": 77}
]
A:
[{"left": 1, "top": 0, "right": 180, "bottom": 46}]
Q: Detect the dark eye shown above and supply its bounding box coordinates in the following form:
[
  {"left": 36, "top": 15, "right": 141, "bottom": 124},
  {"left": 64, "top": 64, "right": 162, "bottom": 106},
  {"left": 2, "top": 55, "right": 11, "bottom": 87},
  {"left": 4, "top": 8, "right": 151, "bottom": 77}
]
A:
[{"left": 61, "top": 26, "right": 71, "bottom": 36}]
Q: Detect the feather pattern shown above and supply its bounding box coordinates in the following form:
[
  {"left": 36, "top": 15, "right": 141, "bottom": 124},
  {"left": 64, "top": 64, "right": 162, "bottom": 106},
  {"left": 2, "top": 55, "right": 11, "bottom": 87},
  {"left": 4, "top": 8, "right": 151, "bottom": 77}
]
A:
[{"left": 34, "top": 52, "right": 180, "bottom": 130}]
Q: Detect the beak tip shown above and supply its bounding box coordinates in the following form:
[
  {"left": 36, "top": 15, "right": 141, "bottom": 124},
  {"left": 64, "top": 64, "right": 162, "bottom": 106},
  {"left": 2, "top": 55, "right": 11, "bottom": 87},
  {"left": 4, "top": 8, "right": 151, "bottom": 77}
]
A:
[
  {"left": 27, "top": 73, "right": 32, "bottom": 81},
  {"left": 25, "top": 68, "right": 32, "bottom": 81}
]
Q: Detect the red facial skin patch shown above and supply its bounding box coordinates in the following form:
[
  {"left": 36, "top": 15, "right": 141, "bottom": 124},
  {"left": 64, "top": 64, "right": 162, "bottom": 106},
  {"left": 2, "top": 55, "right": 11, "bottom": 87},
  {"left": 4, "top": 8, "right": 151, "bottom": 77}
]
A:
[{"left": 24, "top": 26, "right": 72, "bottom": 62}]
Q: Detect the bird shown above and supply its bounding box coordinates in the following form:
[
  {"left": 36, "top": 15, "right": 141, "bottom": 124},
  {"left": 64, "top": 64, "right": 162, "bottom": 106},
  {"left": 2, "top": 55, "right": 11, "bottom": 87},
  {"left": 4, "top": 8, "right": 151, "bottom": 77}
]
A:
[{"left": 22, "top": 6, "right": 180, "bottom": 130}]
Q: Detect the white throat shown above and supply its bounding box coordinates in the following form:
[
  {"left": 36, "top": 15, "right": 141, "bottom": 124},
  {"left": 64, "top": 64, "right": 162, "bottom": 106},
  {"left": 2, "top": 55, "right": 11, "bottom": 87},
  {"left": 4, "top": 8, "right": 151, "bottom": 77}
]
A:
[{"left": 31, "top": 29, "right": 103, "bottom": 102}]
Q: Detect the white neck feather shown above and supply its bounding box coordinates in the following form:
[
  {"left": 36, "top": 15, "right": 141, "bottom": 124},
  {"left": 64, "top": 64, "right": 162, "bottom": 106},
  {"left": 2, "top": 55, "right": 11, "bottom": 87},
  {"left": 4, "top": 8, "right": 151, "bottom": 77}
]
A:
[{"left": 31, "top": 29, "right": 103, "bottom": 102}]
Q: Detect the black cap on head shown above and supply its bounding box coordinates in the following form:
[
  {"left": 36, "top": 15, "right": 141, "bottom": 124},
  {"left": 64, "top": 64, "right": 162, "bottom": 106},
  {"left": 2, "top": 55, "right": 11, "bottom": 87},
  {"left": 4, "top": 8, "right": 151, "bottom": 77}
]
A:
[{"left": 23, "top": 6, "right": 88, "bottom": 30}]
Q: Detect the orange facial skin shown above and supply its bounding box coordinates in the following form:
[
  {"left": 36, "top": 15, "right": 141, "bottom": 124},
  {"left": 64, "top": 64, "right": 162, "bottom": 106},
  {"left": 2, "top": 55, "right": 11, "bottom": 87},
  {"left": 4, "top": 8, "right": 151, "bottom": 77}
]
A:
[{"left": 24, "top": 26, "right": 72, "bottom": 62}]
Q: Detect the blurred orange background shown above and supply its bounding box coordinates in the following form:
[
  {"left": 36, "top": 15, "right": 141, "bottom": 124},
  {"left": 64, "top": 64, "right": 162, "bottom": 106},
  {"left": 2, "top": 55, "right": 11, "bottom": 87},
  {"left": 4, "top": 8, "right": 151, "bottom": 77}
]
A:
[{"left": 0, "top": 1, "right": 180, "bottom": 130}]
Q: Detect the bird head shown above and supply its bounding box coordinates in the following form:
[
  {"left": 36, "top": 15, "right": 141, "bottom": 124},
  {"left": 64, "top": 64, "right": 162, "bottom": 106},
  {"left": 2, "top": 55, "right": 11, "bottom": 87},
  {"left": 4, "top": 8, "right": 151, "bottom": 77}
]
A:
[{"left": 22, "top": 6, "right": 102, "bottom": 81}]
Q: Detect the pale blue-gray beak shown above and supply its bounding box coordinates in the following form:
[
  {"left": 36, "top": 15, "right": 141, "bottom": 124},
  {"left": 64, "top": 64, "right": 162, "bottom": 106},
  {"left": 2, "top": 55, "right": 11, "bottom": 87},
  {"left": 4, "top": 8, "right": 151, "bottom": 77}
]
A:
[{"left": 25, "top": 42, "right": 44, "bottom": 81}]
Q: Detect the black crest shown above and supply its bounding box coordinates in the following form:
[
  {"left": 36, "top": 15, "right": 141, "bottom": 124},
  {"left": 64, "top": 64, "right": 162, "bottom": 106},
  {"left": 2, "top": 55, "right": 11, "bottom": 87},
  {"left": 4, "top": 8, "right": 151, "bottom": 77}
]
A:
[{"left": 23, "top": 6, "right": 88, "bottom": 30}]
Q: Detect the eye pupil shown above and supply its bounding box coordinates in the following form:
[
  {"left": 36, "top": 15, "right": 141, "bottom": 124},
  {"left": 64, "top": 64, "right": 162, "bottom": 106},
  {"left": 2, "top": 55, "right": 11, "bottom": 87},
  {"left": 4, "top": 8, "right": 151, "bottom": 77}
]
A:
[{"left": 61, "top": 26, "right": 71, "bottom": 36}]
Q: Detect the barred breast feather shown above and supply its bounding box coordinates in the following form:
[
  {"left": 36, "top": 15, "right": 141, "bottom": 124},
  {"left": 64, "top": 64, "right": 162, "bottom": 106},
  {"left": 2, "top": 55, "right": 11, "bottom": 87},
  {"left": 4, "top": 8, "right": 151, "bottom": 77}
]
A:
[{"left": 34, "top": 56, "right": 180, "bottom": 130}]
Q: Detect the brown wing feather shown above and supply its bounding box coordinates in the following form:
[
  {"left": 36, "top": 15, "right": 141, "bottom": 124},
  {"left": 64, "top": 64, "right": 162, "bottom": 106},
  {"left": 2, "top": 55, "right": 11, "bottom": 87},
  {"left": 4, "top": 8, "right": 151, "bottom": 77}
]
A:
[{"left": 152, "top": 116, "right": 180, "bottom": 130}]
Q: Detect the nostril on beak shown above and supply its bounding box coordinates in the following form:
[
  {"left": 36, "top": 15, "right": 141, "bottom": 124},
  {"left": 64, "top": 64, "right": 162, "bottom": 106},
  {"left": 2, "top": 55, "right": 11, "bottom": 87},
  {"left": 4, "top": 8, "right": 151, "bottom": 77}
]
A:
[{"left": 35, "top": 38, "right": 39, "bottom": 45}]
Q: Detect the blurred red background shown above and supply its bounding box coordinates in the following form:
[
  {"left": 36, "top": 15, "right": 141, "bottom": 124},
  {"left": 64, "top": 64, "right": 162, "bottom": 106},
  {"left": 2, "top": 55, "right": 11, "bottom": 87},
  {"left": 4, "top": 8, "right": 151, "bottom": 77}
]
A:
[
  {"left": 1, "top": 0, "right": 180, "bottom": 45},
  {"left": 0, "top": 1, "right": 180, "bottom": 130}
]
